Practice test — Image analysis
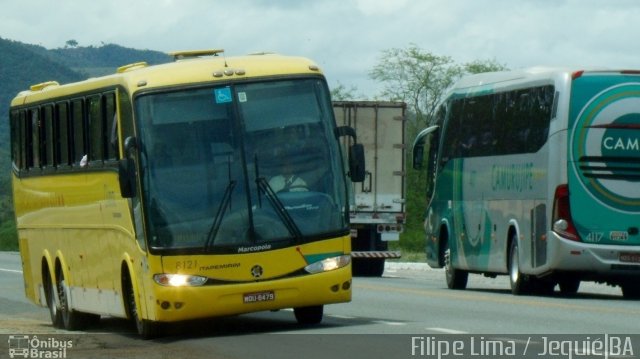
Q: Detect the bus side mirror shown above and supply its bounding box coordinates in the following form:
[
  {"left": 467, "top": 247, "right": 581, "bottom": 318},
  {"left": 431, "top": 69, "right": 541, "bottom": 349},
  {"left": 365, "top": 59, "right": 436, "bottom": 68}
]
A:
[
  {"left": 413, "top": 141, "right": 424, "bottom": 170},
  {"left": 349, "top": 143, "right": 366, "bottom": 182},
  {"left": 119, "top": 136, "right": 137, "bottom": 198},
  {"left": 412, "top": 125, "right": 439, "bottom": 170},
  {"left": 336, "top": 126, "right": 366, "bottom": 182}
]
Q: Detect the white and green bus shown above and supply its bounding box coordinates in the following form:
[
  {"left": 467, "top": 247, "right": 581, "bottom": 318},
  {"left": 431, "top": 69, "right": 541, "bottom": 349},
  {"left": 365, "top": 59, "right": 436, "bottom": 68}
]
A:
[{"left": 412, "top": 68, "right": 640, "bottom": 298}]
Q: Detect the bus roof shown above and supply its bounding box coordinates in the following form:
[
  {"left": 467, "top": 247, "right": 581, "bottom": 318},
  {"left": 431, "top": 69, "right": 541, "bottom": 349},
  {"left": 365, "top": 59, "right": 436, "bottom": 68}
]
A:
[
  {"left": 449, "top": 66, "right": 625, "bottom": 95},
  {"left": 11, "top": 51, "right": 323, "bottom": 107}
]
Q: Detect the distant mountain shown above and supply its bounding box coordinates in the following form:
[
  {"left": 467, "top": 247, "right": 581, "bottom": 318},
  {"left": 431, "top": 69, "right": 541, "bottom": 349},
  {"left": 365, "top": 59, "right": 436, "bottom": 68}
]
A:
[
  {"left": 48, "top": 43, "right": 172, "bottom": 77},
  {"left": 0, "top": 37, "right": 172, "bottom": 227}
]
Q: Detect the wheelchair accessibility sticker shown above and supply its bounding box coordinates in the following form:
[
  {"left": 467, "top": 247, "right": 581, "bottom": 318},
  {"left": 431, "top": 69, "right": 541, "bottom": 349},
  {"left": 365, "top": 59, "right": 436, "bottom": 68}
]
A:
[{"left": 214, "top": 87, "right": 233, "bottom": 104}]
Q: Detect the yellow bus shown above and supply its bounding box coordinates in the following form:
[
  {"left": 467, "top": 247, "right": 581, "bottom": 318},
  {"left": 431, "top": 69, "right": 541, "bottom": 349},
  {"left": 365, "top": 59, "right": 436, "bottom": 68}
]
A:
[{"left": 10, "top": 50, "right": 365, "bottom": 337}]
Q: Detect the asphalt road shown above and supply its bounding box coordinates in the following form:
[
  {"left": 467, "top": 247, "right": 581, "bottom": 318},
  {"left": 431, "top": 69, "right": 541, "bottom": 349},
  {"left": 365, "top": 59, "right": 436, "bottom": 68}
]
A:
[{"left": 1, "top": 251, "right": 639, "bottom": 359}]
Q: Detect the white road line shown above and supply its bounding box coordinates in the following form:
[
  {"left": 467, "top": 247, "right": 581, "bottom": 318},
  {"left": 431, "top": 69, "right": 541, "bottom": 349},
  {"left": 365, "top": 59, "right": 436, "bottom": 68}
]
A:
[
  {"left": 426, "top": 327, "right": 468, "bottom": 334},
  {"left": 374, "top": 320, "right": 406, "bottom": 326},
  {"left": 328, "top": 314, "right": 357, "bottom": 319},
  {"left": 0, "top": 267, "right": 23, "bottom": 274}
]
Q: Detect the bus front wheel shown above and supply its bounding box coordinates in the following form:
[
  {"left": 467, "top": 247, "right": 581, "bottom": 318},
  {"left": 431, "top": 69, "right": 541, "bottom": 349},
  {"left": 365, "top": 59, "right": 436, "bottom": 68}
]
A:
[
  {"left": 123, "top": 274, "right": 159, "bottom": 339},
  {"left": 294, "top": 305, "right": 323, "bottom": 325},
  {"left": 508, "top": 239, "right": 529, "bottom": 295},
  {"left": 444, "top": 240, "right": 468, "bottom": 290}
]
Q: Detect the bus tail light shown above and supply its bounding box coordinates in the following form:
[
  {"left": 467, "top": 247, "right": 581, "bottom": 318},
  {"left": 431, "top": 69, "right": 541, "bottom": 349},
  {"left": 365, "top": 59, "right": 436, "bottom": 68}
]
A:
[{"left": 552, "top": 184, "right": 581, "bottom": 241}]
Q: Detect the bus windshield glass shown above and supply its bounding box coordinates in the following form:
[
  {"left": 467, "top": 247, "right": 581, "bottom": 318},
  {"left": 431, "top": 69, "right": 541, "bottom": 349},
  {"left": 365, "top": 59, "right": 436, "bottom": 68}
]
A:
[{"left": 135, "top": 78, "right": 348, "bottom": 253}]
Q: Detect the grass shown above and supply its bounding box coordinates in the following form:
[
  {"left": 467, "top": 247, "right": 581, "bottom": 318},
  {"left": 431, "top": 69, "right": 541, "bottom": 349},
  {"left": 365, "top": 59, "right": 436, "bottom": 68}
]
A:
[
  {"left": 0, "top": 219, "right": 18, "bottom": 251},
  {"left": 388, "top": 250, "right": 426, "bottom": 263}
]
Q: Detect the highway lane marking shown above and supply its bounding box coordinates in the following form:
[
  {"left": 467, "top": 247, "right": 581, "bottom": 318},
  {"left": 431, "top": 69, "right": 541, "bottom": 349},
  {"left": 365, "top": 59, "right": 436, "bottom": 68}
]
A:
[
  {"left": 373, "top": 320, "right": 406, "bottom": 326},
  {"left": 354, "top": 282, "right": 640, "bottom": 316},
  {"left": 0, "top": 267, "right": 22, "bottom": 274},
  {"left": 426, "top": 327, "right": 468, "bottom": 334}
]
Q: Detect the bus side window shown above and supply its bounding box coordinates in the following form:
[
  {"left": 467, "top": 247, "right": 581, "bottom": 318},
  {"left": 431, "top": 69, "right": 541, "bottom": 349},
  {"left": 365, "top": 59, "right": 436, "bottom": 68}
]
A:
[
  {"left": 442, "top": 98, "right": 464, "bottom": 162},
  {"left": 70, "top": 99, "right": 86, "bottom": 167},
  {"left": 28, "top": 108, "right": 40, "bottom": 170},
  {"left": 19, "top": 111, "right": 27, "bottom": 171},
  {"left": 42, "top": 105, "right": 55, "bottom": 169},
  {"left": 104, "top": 92, "right": 118, "bottom": 161},
  {"left": 10, "top": 110, "right": 22, "bottom": 171},
  {"left": 88, "top": 95, "right": 104, "bottom": 164},
  {"left": 55, "top": 102, "right": 72, "bottom": 168}
]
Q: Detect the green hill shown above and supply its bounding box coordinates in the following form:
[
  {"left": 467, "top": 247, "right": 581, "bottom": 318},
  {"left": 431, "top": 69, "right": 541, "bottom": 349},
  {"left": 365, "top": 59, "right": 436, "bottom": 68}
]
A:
[{"left": 0, "top": 37, "right": 171, "bottom": 249}]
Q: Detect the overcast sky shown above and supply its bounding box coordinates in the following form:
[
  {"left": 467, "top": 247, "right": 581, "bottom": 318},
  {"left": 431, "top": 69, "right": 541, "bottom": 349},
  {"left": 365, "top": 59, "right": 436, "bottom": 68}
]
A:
[{"left": 2, "top": 0, "right": 639, "bottom": 98}]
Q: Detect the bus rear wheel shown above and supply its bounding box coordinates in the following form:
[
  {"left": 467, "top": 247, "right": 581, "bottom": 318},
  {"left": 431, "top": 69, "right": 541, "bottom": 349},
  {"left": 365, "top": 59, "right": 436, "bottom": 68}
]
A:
[
  {"left": 621, "top": 282, "right": 640, "bottom": 300},
  {"left": 56, "top": 268, "right": 97, "bottom": 330},
  {"left": 294, "top": 305, "right": 323, "bottom": 325},
  {"left": 44, "top": 270, "right": 63, "bottom": 328},
  {"left": 558, "top": 278, "right": 580, "bottom": 295}
]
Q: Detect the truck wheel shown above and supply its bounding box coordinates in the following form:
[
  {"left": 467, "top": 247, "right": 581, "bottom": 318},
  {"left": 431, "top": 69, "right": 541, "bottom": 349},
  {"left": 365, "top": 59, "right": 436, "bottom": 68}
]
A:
[
  {"left": 444, "top": 240, "right": 468, "bottom": 289},
  {"left": 352, "top": 258, "right": 385, "bottom": 277},
  {"left": 369, "top": 259, "right": 385, "bottom": 277}
]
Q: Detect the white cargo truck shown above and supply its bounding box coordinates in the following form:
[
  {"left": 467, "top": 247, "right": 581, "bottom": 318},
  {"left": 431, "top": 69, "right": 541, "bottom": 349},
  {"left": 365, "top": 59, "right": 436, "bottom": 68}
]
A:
[{"left": 333, "top": 101, "right": 406, "bottom": 277}]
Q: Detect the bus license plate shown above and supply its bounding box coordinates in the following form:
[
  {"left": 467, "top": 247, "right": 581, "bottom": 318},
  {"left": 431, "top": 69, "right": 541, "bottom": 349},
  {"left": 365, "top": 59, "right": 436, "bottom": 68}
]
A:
[
  {"left": 243, "top": 291, "right": 275, "bottom": 304},
  {"left": 620, "top": 252, "right": 640, "bottom": 263}
]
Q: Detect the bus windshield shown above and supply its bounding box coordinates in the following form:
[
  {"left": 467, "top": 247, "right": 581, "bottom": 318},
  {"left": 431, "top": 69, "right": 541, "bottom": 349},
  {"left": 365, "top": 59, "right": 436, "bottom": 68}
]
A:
[{"left": 135, "top": 78, "right": 348, "bottom": 253}]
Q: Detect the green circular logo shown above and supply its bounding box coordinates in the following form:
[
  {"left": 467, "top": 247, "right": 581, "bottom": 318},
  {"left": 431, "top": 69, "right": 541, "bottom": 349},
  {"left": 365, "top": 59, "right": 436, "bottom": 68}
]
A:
[{"left": 571, "top": 83, "right": 640, "bottom": 212}]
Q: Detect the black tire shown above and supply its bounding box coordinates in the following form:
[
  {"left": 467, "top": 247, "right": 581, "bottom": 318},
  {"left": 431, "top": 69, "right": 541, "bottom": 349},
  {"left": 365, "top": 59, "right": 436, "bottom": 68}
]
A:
[
  {"left": 56, "top": 268, "right": 91, "bottom": 330},
  {"left": 294, "top": 305, "right": 323, "bottom": 325},
  {"left": 352, "top": 258, "right": 385, "bottom": 277},
  {"left": 558, "top": 278, "right": 580, "bottom": 295},
  {"left": 531, "top": 278, "right": 555, "bottom": 296},
  {"left": 44, "top": 270, "right": 63, "bottom": 328},
  {"left": 508, "top": 239, "right": 529, "bottom": 295},
  {"left": 444, "top": 240, "right": 468, "bottom": 290},
  {"left": 368, "top": 259, "right": 385, "bottom": 277},
  {"left": 123, "top": 274, "right": 159, "bottom": 339},
  {"left": 621, "top": 282, "right": 640, "bottom": 300}
]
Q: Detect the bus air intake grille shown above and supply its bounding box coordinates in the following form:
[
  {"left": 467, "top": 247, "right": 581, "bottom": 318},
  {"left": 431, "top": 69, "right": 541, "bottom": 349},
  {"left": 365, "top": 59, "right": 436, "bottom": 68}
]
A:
[{"left": 578, "top": 156, "right": 640, "bottom": 181}]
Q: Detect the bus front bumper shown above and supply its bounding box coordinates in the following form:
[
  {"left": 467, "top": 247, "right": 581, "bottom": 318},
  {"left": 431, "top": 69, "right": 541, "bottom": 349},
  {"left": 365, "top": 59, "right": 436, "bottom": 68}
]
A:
[{"left": 147, "top": 265, "right": 351, "bottom": 322}]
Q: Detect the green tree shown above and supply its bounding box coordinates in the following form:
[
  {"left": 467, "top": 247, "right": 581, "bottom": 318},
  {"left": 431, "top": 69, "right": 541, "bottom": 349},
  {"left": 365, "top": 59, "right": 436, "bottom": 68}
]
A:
[
  {"left": 370, "top": 43, "right": 507, "bottom": 129},
  {"left": 330, "top": 81, "right": 362, "bottom": 101},
  {"left": 65, "top": 39, "right": 78, "bottom": 48},
  {"left": 369, "top": 44, "right": 508, "bottom": 253}
]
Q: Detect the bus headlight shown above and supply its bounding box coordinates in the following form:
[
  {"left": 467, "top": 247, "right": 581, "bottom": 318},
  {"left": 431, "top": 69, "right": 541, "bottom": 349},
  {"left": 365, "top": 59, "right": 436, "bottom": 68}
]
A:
[
  {"left": 304, "top": 255, "right": 351, "bottom": 274},
  {"left": 153, "top": 274, "right": 208, "bottom": 287}
]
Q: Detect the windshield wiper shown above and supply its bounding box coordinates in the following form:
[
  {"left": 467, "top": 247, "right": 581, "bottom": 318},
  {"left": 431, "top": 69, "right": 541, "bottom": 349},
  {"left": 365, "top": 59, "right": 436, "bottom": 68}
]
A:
[
  {"left": 256, "top": 176, "right": 302, "bottom": 241},
  {"left": 204, "top": 180, "right": 236, "bottom": 251}
]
